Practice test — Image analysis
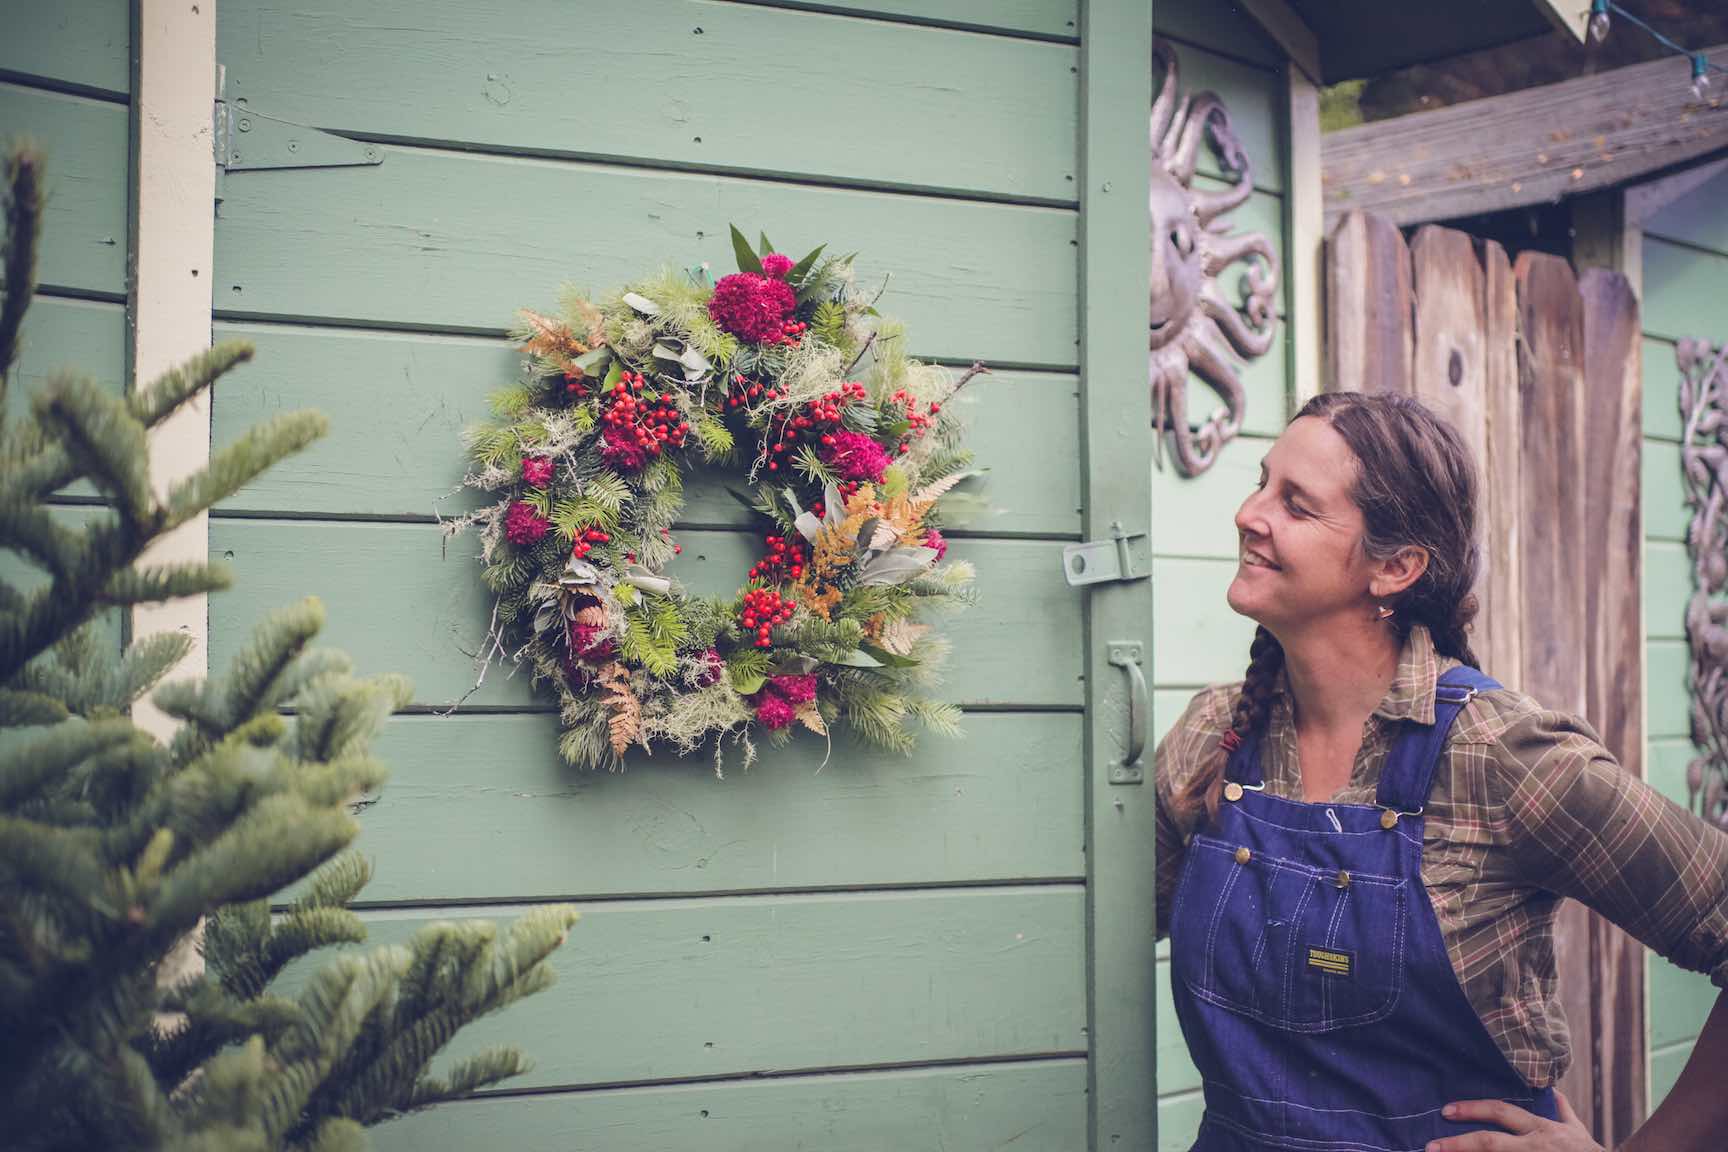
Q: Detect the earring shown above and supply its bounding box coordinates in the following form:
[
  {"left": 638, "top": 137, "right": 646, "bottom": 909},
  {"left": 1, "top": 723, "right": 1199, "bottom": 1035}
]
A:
[{"left": 1374, "top": 603, "right": 1395, "bottom": 622}]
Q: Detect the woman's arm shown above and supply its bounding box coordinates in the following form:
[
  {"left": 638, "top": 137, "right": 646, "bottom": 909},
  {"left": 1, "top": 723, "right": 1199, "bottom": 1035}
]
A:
[{"left": 1622, "top": 990, "right": 1728, "bottom": 1152}]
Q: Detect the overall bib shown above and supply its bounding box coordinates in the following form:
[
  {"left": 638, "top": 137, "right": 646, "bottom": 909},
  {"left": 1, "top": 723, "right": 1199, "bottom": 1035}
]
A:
[{"left": 1169, "top": 666, "right": 1560, "bottom": 1151}]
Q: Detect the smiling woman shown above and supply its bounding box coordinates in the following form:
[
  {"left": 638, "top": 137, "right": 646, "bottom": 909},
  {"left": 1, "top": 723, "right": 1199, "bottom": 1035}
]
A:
[{"left": 1152, "top": 391, "right": 1728, "bottom": 1152}]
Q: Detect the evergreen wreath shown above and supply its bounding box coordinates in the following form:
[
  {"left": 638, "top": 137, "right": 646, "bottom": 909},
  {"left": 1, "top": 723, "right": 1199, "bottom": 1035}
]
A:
[{"left": 451, "top": 228, "right": 988, "bottom": 773}]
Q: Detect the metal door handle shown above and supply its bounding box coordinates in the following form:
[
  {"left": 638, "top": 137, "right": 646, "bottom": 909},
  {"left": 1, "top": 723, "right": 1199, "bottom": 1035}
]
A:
[{"left": 1108, "top": 642, "right": 1146, "bottom": 784}]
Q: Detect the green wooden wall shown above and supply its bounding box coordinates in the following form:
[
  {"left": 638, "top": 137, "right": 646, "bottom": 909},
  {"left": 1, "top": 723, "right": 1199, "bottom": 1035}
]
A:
[
  {"left": 0, "top": 0, "right": 130, "bottom": 644},
  {"left": 1640, "top": 169, "right": 1728, "bottom": 1111}
]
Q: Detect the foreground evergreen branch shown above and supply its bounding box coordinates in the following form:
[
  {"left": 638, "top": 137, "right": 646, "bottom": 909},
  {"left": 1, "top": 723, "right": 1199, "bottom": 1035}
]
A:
[{"left": 0, "top": 146, "right": 577, "bottom": 1151}]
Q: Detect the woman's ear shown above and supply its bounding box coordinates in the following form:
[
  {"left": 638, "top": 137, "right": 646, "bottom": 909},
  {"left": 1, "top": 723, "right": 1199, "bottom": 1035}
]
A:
[{"left": 1368, "top": 545, "right": 1429, "bottom": 599}]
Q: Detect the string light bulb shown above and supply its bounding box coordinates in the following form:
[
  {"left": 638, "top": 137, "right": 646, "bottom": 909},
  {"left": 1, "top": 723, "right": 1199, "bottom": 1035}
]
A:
[
  {"left": 1692, "top": 53, "right": 1712, "bottom": 101},
  {"left": 1588, "top": 0, "right": 1611, "bottom": 43}
]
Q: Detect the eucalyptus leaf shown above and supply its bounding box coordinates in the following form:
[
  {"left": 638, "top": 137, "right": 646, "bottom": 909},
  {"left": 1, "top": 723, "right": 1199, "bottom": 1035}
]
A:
[
  {"left": 730, "top": 225, "right": 763, "bottom": 275},
  {"left": 857, "top": 547, "right": 939, "bottom": 586},
  {"left": 678, "top": 345, "right": 712, "bottom": 380},
  {"left": 621, "top": 564, "right": 672, "bottom": 597},
  {"left": 780, "top": 488, "right": 805, "bottom": 519},
  {"left": 771, "top": 655, "right": 819, "bottom": 675},
  {"left": 855, "top": 516, "right": 880, "bottom": 550},
  {"left": 621, "top": 291, "right": 661, "bottom": 316},
  {"left": 601, "top": 359, "right": 623, "bottom": 391},
  {"left": 793, "top": 510, "right": 823, "bottom": 544},
  {"left": 829, "top": 649, "right": 884, "bottom": 668},
  {"left": 822, "top": 482, "right": 846, "bottom": 530},
  {"left": 573, "top": 346, "right": 612, "bottom": 376},
  {"left": 729, "top": 667, "right": 767, "bottom": 695},
  {"left": 859, "top": 642, "right": 919, "bottom": 668},
  {"left": 788, "top": 243, "right": 826, "bottom": 284}
]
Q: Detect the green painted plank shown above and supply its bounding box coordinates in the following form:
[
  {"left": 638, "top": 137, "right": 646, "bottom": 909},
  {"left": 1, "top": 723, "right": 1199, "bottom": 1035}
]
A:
[
  {"left": 1152, "top": 556, "right": 1256, "bottom": 687},
  {"left": 1646, "top": 540, "right": 1690, "bottom": 641},
  {"left": 1151, "top": 435, "right": 1265, "bottom": 559},
  {"left": 1649, "top": 954, "right": 1716, "bottom": 1051},
  {"left": 1649, "top": 1039, "right": 1695, "bottom": 1112},
  {"left": 1646, "top": 738, "right": 1696, "bottom": 809},
  {"left": 1155, "top": 686, "right": 1207, "bottom": 746},
  {"left": 1643, "top": 337, "right": 1682, "bottom": 443},
  {"left": 0, "top": 0, "right": 129, "bottom": 96},
  {"left": 1157, "top": 3, "right": 1282, "bottom": 67},
  {"left": 1644, "top": 437, "right": 1685, "bottom": 542},
  {"left": 1643, "top": 237, "right": 1728, "bottom": 345},
  {"left": 1155, "top": 958, "right": 1200, "bottom": 1094},
  {"left": 0, "top": 83, "right": 128, "bottom": 295},
  {"left": 337, "top": 711, "right": 1083, "bottom": 902},
  {"left": 213, "top": 150, "right": 1077, "bottom": 368},
  {"left": 315, "top": 889, "right": 1085, "bottom": 1090},
  {"left": 209, "top": 323, "right": 1082, "bottom": 535},
  {"left": 1157, "top": 1090, "right": 1206, "bottom": 1152},
  {"left": 206, "top": 520, "right": 1082, "bottom": 709},
  {"left": 800, "top": 0, "right": 1077, "bottom": 38},
  {"left": 11, "top": 295, "right": 125, "bottom": 499},
  {"left": 1157, "top": 43, "right": 1285, "bottom": 195},
  {"left": 1643, "top": 166, "right": 1728, "bottom": 256},
  {"left": 1649, "top": 639, "right": 1688, "bottom": 740},
  {"left": 218, "top": 0, "right": 1077, "bottom": 202},
  {"left": 371, "top": 1058, "right": 1089, "bottom": 1152}
]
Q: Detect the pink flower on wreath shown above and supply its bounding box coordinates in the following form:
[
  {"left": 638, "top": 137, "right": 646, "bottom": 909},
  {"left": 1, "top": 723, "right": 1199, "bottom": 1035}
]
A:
[
  {"left": 769, "top": 673, "right": 818, "bottom": 705},
  {"left": 599, "top": 425, "right": 650, "bottom": 472},
  {"left": 754, "top": 691, "right": 796, "bottom": 730},
  {"left": 823, "top": 430, "right": 890, "bottom": 483},
  {"left": 760, "top": 252, "right": 794, "bottom": 279},
  {"left": 707, "top": 271, "right": 796, "bottom": 343},
  {"left": 505, "top": 500, "right": 550, "bottom": 545},
  {"left": 923, "top": 528, "right": 948, "bottom": 561},
  {"left": 521, "top": 455, "right": 554, "bottom": 487},
  {"left": 695, "top": 647, "right": 725, "bottom": 688},
  {"left": 568, "top": 618, "right": 615, "bottom": 663}
]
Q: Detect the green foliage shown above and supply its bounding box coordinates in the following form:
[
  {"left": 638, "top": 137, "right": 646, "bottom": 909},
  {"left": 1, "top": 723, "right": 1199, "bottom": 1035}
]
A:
[
  {"left": 0, "top": 147, "right": 574, "bottom": 1152},
  {"left": 619, "top": 595, "right": 686, "bottom": 677}
]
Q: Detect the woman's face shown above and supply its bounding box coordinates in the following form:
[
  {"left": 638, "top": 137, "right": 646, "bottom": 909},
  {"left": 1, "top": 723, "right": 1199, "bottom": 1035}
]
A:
[{"left": 1226, "top": 416, "right": 1380, "bottom": 634}]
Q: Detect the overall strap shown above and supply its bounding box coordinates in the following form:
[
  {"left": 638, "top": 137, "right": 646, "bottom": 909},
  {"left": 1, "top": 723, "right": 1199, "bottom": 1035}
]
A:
[{"left": 1374, "top": 665, "right": 1502, "bottom": 814}]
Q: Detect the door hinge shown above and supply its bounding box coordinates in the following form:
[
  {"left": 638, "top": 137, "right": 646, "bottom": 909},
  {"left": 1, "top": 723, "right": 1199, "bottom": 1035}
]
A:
[
  {"left": 1062, "top": 522, "right": 1149, "bottom": 586},
  {"left": 214, "top": 72, "right": 384, "bottom": 175}
]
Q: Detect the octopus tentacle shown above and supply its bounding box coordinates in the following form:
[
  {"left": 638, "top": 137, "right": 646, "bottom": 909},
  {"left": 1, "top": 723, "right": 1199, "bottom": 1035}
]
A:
[
  {"left": 1151, "top": 40, "right": 1181, "bottom": 154},
  {"left": 1200, "top": 285, "right": 1277, "bottom": 359},
  {"left": 1170, "top": 93, "right": 1232, "bottom": 183},
  {"left": 1193, "top": 178, "right": 1252, "bottom": 227},
  {"left": 1187, "top": 325, "right": 1246, "bottom": 441}
]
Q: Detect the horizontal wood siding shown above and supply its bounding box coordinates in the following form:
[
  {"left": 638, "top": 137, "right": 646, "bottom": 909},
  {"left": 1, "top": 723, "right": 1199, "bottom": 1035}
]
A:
[{"left": 1639, "top": 171, "right": 1728, "bottom": 1112}]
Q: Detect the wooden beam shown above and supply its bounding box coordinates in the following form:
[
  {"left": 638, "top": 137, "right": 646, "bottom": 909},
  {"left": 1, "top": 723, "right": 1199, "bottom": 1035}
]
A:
[
  {"left": 1322, "top": 44, "right": 1728, "bottom": 227},
  {"left": 1240, "top": 0, "right": 1321, "bottom": 85},
  {"left": 1534, "top": 0, "right": 1590, "bottom": 44},
  {"left": 1287, "top": 64, "right": 1323, "bottom": 405}
]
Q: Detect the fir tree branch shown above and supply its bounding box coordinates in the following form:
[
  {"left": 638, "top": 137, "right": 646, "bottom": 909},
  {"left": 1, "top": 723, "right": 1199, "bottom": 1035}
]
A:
[{"left": 0, "top": 146, "right": 42, "bottom": 400}]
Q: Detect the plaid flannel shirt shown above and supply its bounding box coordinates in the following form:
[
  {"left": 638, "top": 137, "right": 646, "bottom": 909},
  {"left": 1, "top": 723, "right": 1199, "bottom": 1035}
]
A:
[{"left": 1153, "top": 624, "right": 1728, "bottom": 1087}]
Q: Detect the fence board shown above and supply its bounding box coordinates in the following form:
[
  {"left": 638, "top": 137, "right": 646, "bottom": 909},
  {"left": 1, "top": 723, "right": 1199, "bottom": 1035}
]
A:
[
  {"left": 1481, "top": 240, "right": 1523, "bottom": 688},
  {"left": 371, "top": 1058, "right": 1088, "bottom": 1152},
  {"left": 218, "top": 0, "right": 1078, "bottom": 202},
  {"left": 206, "top": 520, "right": 1081, "bottom": 709},
  {"left": 212, "top": 149, "right": 1075, "bottom": 367},
  {"left": 1578, "top": 266, "right": 1647, "bottom": 1142},
  {"left": 337, "top": 711, "right": 1082, "bottom": 902},
  {"left": 317, "top": 888, "right": 1085, "bottom": 1090},
  {"left": 1326, "top": 211, "right": 1411, "bottom": 394}
]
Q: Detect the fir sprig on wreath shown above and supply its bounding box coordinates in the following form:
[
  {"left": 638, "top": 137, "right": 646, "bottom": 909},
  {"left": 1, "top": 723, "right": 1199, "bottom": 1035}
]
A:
[{"left": 450, "top": 228, "right": 988, "bottom": 774}]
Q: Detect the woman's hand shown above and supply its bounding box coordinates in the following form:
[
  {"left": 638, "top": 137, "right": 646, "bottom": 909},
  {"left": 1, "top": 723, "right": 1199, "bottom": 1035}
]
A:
[{"left": 1425, "top": 1090, "right": 1601, "bottom": 1152}]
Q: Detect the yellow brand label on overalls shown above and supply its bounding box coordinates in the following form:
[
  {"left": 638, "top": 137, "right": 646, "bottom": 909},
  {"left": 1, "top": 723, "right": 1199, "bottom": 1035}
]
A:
[{"left": 1306, "top": 946, "right": 1353, "bottom": 976}]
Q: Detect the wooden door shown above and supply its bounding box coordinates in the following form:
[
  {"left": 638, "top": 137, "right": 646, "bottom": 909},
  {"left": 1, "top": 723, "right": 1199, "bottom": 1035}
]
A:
[
  {"left": 1328, "top": 211, "right": 1646, "bottom": 1143},
  {"left": 203, "top": 1, "right": 1158, "bottom": 1148}
]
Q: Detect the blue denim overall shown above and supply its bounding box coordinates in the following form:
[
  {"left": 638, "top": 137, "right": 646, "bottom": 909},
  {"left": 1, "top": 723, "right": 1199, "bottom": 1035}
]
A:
[{"left": 1169, "top": 666, "right": 1559, "bottom": 1150}]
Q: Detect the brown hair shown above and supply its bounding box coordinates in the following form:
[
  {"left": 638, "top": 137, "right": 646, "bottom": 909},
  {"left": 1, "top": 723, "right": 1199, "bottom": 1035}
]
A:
[{"left": 1174, "top": 391, "right": 1483, "bottom": 827}]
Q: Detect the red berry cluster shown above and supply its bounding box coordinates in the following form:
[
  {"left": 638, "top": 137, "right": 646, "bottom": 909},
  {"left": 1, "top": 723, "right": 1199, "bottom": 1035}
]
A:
[
  {"left": 602, "top": 371, "right": 691, "bottom": 457},
  {"left": 778, "top": 317, "right": 808, "bottom": 347},
  {"left": 764, "top": 380, "right": 870, "bottom": 473},
  {"left": 740, "top": 587, "right": 796, "bottom": 648},
  {"left": 571, "top": 526, "right": 611, "bottom": 559},
  {"left": 748, "top": 533, "right": 809, "bottom": 585},
  {"left": 659, "top": 525, "right": 683, "bottom": 557},
  {"left": 888, "top": 388, "right": 942, "bottom": 455},
  {"left": 725, "top": 372, "right": 781, "bottom": 412}
]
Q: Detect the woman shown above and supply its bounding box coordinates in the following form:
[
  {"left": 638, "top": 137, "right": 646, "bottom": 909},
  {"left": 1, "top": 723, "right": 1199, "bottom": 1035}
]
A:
[{"left": 1153, "top": 391, "right": 1728, "bottom": 1152}]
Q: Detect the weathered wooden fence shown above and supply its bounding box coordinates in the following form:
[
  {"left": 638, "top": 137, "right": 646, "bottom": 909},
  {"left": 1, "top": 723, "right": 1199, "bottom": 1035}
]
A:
[{"left": 1327, "top": 210, "right": 1646, "bottom": 1146}]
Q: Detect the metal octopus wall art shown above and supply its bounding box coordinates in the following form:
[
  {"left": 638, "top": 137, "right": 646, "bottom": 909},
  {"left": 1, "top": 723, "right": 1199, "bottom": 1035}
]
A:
[
  {"left": 1677, "top": 337, "right": 1728, "bottom": 830},
  {"left": 1148, "top": 38, "right": 1281, "bottom": 477}
]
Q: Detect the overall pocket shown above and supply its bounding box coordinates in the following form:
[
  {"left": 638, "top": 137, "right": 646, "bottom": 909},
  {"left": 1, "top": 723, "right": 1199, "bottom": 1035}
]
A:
[{"left": 1170, "top": 833, "right": 1407, "bottom": 1033}]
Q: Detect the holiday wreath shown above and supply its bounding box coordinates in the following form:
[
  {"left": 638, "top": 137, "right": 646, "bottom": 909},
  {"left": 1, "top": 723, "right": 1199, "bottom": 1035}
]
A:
[{"left": 452, "top": 229, "right": 987, "bottom": 773}]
